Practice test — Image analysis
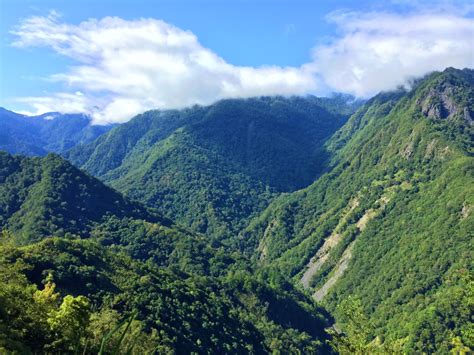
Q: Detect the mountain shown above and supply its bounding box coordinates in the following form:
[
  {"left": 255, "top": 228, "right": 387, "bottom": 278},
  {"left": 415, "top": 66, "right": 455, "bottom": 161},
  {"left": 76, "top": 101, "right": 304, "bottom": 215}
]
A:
[
  {"left": 2, "top": 68, "right": 472, "bottom": 353},
  {"left": 0, "top": 150, "right": 238, "bottom": 274},
  {"left": 0, "top": 151, "right": 333, "bottom": 353},
  {"left": 241, "top": 68, "right": 473, "bottom": 352},
  {"left": 0, "top": 108, "right": 114, "bottom": 156},
  {"left": 66, "top": 95, "right": 358, "bottom": 239},
  {"left": 0, "top": 151, "right": 161, "bottom": 244},
  {"left": 0, "top": 151, "right": 231, "bottom": 276}
]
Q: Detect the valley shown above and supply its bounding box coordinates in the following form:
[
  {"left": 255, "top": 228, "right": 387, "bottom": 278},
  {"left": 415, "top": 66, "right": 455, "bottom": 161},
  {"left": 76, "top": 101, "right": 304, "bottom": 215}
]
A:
[{"left": 0, "top": 68, "right": 472, "bottom": 353}]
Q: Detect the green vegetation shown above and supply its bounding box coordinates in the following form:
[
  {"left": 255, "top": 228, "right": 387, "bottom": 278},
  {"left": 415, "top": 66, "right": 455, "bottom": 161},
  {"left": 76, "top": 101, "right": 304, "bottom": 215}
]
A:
[
  {"left": 0, "top": 236, "right": 332, "bottom": 353},
  {"left": 66, "top": 96, "right": 355, "bottom": 239},
  {"left": 243, "top": 68, "right": 474, "bottom": 353},
  {"left": 0, "top": 151, "right": 332, "bottom": 353},
  {"left": 0, "top": 151, "right": 160, "bottom": 244},
  {"left": 1, "top": 68, "right": 472, "bottom": 353}
]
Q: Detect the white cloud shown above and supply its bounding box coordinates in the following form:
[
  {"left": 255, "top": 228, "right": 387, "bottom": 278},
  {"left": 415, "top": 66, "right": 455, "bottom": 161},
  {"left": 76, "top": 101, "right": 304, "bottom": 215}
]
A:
[
  {"left": 310, "top": 11, "right": 474, "bottom": 97},
  {"left": 15, "top": 91, "right": 90, "bottom": 116},
  {"left": 11, "top": 12, "right": 316, "bottom": 124},
  {"left": 10, "top": 9, "right": 474, "bottom": 124}
]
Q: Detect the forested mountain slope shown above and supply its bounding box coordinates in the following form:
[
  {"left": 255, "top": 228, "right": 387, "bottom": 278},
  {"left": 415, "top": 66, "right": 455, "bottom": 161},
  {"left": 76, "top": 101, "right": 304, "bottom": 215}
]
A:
[
  {"left": 0, "top": 151, "right": 333, "bottom": 353},
  {"left": 0, "top": 237, "right": 334, "bottom": 354},
  {"left": 2, "top": 68, "right": 472, "bottom": 353},
  {"left": 242, "top": 68, "right": 474, "bottom": 353},
  {"left": 66, "top": 95, "right": 357, "bottom": 240},
  {"left": 0, "top": 151, "right": 160, "bottom": 244},
  {"left": 0, "top": 151, "right": 241, "bottom": 276},
  {"left": 0, "top": 108, "right": 113, "bottom": 155}
]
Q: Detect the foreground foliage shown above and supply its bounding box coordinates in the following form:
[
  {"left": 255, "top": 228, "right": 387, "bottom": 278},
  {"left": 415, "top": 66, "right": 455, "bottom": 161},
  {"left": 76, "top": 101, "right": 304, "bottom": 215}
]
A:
[{"left": 0, "top": 236, "right": 332, "bottom": 353}]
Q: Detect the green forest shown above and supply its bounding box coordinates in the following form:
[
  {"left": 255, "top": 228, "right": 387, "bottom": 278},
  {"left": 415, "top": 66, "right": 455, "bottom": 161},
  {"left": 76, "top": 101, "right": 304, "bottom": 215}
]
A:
[{"left": 0, "top": 68, "right": 472, "bottom": 354}]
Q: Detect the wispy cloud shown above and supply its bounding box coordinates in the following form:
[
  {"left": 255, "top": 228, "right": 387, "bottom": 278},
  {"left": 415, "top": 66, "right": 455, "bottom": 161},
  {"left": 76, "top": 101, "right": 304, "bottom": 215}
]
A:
[
  {"left": 10, "top": 7, "right": 474, "bottom": 124},
  {"left": 15, "top": 91, "right": 90, "bottom": 116},
  {"left": 11, "top": 12, "right": 315, "bottom": 124}
]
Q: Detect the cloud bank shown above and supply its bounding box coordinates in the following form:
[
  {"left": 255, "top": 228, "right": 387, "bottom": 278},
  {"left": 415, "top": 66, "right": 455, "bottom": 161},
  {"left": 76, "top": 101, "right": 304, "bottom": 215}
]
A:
[
  {"left": 312, "top": 11, "right": 474, "bottom": 97},
  {"left": 11, "top": 9, "right": 474, "bottom": 124}
]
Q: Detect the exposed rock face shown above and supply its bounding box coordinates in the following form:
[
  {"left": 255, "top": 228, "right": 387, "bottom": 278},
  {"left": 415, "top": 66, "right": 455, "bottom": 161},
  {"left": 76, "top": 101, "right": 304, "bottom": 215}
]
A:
[
  {"left": 461, "top": 202, "right": 471, "bottom": 219},
  {"left": 401, "top": 140, "right": 414, "bottom": 159},
  {"left": 464, "top": 107, "right": 473, "bottom": 126},
  {"left": 313, "top": 242, "right": 355, "bottom": 302},
  {"left": 420, "top": 85, "right": 458, "bottom": 120},
  {"left": 300, "top": 197, "right": 360, "bottom": 289},
  {"left": 300, "top": 233, "right": 342, "bottom": 289},
  {"left": 424, "top": 138, "right": 437, "bottom": 159},
  {"left": 419, "top": 79, "right": 473, "bottom": 126}
]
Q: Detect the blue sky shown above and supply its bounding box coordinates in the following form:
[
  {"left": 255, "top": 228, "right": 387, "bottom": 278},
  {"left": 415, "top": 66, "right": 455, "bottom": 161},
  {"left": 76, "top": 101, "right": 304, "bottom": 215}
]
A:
[{"left": 1, "top": 0, "right": 473, "bottom": 123}]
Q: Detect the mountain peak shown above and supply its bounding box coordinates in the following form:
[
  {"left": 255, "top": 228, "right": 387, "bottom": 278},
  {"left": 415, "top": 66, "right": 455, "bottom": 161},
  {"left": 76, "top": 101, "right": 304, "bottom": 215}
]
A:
[{"left": 416, "top": 68, "right": 474, "bottom": 123}]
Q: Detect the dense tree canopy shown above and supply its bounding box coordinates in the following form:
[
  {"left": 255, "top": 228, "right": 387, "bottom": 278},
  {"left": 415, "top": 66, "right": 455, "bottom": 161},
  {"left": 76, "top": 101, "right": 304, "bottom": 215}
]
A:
[
  {"left": 66, "top": 95, "right": 356, "bottom": 239},
  {"left": 0, "top": 68, "right": 472, "bottom": 353},
  {"left": 0, "top": 150, "right": 333, "bottom": 353},
  {"left": 243, "top": 68, "right": 474, "bottom": 353}
]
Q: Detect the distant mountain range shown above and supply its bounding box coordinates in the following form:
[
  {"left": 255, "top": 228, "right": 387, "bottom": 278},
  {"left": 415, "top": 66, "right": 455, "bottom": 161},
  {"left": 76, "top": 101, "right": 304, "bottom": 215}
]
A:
[{"left": 0, "top": 108, "right": 114, "bottom": 155}]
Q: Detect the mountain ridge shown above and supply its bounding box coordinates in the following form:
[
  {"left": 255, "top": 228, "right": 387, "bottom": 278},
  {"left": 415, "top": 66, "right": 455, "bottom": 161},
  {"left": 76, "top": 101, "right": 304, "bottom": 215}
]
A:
[
  {"left": 66, "top": 95, "right": 358, "bottom": 239},
  {"left": 0, "top": 108, "right": 114, "bottom": 156},
  {"left": 0, "top": 150, "right": 334, "bottom": 353},
  {"left": 240, "top": 67, "right": 473, "bottom": 352},
  {"left": 0, "top": 67, "right": 472, "bottom": 353}
]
